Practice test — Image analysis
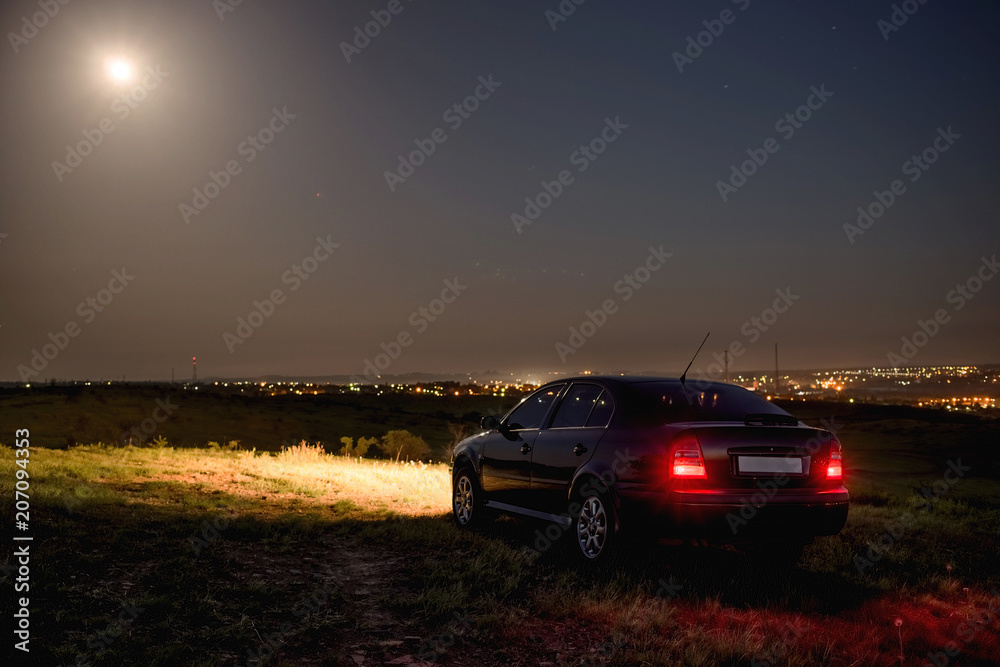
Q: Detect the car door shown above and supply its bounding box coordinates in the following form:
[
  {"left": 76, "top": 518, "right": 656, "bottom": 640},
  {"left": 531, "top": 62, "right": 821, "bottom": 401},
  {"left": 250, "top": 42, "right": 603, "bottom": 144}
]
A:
[
  {"left": 530, "top": 383, "right": 615, "bottom": 513},
  {"left": 480, "top": 384, "right": 564, "bottom": 505}
]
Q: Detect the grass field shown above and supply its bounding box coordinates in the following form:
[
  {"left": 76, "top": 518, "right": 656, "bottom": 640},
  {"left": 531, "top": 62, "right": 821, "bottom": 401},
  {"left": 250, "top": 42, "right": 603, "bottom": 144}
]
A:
[
  {"left": 0, "top": 383, "right": 521, "bottom": 454},
  {"left": 2, "top": 397, "right": 999, "bottom": 666}
]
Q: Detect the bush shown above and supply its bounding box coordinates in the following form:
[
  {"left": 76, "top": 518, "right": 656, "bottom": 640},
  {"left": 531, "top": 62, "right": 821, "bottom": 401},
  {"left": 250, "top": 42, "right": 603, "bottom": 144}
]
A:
[
  {"left": 338, "top": 436, "right": 378, "bottom": 457},
  {"left": 358, "top": 436, "right": 378, "bottom": 456},
  {"left": 382, "top": 430, "right": 430, "bottom": 462}
]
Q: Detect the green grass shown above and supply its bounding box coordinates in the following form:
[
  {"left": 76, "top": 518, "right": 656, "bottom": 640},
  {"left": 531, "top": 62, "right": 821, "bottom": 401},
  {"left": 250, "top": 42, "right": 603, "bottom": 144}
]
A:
[
  {"left": 0, "top": 383, "right": 520, "bottom": 454},
  {"left": 2, "top": 398, "right": 999, "bottom": 665}
]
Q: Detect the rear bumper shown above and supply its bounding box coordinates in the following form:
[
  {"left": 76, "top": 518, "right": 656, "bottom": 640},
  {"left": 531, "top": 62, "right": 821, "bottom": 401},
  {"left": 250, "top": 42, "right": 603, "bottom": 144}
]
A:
[{"left": 616, "top": 486, "right": 849, "bottom": 543}]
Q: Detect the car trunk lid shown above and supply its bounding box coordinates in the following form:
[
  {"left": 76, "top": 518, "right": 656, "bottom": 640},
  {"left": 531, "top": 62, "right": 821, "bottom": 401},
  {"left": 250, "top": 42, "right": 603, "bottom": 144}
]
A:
[{"left": 673, "top": 422, "right": 839, "bottom": 490}]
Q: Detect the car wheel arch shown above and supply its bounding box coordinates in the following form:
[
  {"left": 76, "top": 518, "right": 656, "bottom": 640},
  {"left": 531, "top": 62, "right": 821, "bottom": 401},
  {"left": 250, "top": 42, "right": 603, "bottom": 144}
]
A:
[
  {"left": 568, "top": 472, "right": 620, "bottom": 524},
  {"left": 568, "top": 465, "right": 618, "bottom": 505},
  {"left": 452, "top": 453, "right": 477, "bottom": 478}
]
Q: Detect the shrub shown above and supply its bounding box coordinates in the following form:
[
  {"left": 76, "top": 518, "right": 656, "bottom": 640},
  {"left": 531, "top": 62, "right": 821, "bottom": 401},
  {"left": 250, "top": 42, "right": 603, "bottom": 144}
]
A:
[
  {"left": 338, "top": 436, "right": 377, "bottom": 457},
  {"left": 381, "top": 429, "right": 430, "bottom": 462}
]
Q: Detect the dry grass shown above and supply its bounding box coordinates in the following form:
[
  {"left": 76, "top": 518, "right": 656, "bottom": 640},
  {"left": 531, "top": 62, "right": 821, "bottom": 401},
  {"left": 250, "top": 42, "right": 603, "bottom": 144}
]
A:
[
  {"left": 4, "top": 441, "right": 1000, "bottom": 666},
  {"left": 15, "top": 442, "right": 452, "bottom": 517}
]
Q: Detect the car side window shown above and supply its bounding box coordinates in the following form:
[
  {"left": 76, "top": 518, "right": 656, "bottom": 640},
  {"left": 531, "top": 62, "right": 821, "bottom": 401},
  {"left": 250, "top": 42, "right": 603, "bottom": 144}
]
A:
[
  {"left": 585, "top": 391, "right": 615, "bottom": 427},
  {"left": 504, "top": 385, "right": 564, "bottom": 430},
  {"left": 550, "top": 384, "right": 604, "bottom": 429}
]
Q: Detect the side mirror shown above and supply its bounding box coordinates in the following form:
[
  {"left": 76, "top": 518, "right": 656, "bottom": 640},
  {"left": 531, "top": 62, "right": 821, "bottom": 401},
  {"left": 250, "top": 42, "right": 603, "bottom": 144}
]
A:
[{"left": 481, "top": 415, "right": 500, "bottom": 431}]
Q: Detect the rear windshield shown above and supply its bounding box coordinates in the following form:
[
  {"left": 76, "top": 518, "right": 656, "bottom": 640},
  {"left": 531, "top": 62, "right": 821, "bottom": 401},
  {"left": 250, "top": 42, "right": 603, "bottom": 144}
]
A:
[{"left": 631, "top": 381, "right": 792, "bottom": 423}]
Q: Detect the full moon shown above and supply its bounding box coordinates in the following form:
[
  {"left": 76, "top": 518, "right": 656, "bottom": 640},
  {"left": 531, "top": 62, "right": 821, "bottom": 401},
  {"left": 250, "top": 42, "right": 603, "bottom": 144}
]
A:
[{"left": 107, "top": 58, "right": 133, "bottom": 83}]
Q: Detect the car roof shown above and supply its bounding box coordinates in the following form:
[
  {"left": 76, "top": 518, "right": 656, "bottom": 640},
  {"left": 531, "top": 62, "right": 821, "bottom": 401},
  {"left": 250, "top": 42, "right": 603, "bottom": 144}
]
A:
[
  {"left": 539, "top": 375, "right": 757, "bottom": 393},
  {"left": 541, "top": 375, "right": 684, "bottom": 387}
]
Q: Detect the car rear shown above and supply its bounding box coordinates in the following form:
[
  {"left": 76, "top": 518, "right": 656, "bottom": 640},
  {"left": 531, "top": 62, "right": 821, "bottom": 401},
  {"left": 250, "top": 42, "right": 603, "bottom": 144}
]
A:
[{"left": 613, "top": 381, "right": 849, "bottom": 544}]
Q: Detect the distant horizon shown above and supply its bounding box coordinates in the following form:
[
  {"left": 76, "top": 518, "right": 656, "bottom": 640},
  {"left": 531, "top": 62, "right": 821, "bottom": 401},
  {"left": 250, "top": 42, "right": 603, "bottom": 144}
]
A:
[{"left": 7, "top": 360, "right": 998, "bottom": 385}]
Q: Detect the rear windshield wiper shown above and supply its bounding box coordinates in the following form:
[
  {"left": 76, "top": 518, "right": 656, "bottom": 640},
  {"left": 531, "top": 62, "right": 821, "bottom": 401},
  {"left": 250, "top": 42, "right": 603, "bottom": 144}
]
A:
[{"left": 744, "top": 413, "right": 799, "bottom": 427}]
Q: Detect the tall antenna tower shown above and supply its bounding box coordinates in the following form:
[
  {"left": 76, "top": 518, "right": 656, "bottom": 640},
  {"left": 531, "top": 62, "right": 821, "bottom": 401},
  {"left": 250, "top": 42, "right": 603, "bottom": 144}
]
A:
[
  {"left": 192, "top": 356, "right": 197, "bottom": 384},
  {"left": 724, "top": 349, "right": 729, "bottom": 383},
  {"left": 774, "top": 344, "right": 779, "bottom": 395}
]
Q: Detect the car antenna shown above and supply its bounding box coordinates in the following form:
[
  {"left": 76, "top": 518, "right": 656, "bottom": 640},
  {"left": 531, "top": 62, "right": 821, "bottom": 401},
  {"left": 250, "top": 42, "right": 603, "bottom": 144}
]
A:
[{"left": 679, "top": 332, "right": 710, "bottom": 387}]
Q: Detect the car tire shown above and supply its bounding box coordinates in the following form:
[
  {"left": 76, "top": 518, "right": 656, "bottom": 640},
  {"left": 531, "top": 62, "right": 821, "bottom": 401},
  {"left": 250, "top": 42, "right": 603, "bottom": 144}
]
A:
[
  {"left": 453, "top": 467, "right": 489, "bottom": 530},
  {"left": 572, "top": 484, "right": 617, "bottom": 564}
]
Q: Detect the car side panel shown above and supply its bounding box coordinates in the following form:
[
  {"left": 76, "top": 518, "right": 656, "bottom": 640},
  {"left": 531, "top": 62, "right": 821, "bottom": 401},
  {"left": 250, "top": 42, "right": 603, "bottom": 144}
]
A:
[
  {"left": 529, "top": 426, "right": 604, "bottom": 513},
  {"left": 480, "top": 429, "right": 536, "bottom": 503}
]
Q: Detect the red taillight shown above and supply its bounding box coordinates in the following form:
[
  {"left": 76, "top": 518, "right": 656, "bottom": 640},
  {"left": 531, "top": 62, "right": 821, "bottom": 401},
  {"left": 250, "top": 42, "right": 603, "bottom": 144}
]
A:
[
  {"left": 671, "top": 434, "right": 707, "bottom": 479},
  {"left": 826, "top": 441, "right": 843, "bottom": 480}
]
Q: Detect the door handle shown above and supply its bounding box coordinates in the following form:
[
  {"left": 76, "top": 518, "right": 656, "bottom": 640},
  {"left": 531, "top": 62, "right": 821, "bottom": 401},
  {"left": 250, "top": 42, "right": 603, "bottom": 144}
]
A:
[
  {"left": 520, "top": 444, "right": 532, "bottom": 455},
  {"left": 573, "top": 443, "right": 588, "bottom": 456}
]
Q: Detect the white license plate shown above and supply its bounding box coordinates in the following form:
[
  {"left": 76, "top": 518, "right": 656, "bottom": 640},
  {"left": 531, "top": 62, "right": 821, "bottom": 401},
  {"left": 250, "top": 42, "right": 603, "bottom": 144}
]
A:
[{"left": 737, "top": 456, "right": 802, "bottom": 474}]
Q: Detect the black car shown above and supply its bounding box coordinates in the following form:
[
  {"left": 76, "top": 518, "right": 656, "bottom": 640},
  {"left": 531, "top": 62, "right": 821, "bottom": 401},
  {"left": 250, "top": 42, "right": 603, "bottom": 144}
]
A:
[{"left": 451, "top": 376, "right": 849, "bottom": 564}]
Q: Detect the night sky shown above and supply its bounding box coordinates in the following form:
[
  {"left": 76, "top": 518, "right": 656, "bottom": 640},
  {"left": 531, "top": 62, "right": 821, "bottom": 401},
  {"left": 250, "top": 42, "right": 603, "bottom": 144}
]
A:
[{"left": 2, "top": 0, "right": 998, "bottom": 382}]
